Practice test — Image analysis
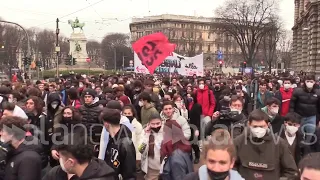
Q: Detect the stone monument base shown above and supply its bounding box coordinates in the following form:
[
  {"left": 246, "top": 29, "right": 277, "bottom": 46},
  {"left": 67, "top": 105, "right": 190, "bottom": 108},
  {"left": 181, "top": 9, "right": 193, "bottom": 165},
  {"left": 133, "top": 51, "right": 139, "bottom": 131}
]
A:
[{"left": 58, "top": 61, "right": 104, "bottom": 71}]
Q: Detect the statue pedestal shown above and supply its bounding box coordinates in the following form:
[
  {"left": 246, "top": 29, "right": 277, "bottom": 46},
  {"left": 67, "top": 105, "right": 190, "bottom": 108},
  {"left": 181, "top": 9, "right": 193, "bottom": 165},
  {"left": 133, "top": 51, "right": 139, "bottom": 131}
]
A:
[{"left": 69, "top": 32, "right": 88, "bottom": 64}]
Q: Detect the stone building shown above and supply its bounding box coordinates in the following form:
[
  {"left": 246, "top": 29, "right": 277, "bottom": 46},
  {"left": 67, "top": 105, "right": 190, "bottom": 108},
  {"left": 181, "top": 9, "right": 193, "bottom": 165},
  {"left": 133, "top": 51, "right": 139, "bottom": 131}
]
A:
[
  {"left": 292, "top": 0, "right": 320, "bottom": 75},
  {"left": 129, "top": 14, "right": 243, "bottom": 69}
]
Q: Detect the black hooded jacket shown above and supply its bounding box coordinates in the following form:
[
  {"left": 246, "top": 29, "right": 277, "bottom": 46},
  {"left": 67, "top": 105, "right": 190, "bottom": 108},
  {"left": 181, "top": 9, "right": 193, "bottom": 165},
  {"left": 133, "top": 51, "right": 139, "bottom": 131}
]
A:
[
  {"left": 290, "top": 86, "right": 320, "bottom": 117},
  {"left": 4, "top": 142, "right": 42, "bottom": 180},
  {"left": 79, "top": 97, "right": 102, "bottom": 143},
  {"left": 42, "top": 158, "right": 116, "bottom": 180},
  {"left": 105, "top": 125, "right": 136, "bottom": 180}
]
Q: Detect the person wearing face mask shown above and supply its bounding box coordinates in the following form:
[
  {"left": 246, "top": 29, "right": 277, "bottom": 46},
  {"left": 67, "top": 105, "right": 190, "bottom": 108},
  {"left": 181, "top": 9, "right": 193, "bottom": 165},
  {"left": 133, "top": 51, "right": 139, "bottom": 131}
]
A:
[
  {"left": 139, "top": 113, "right": 163, "bottom": 180},
  {"left": 234, "top": 109, "right": 298, "bottom": 180},
  {"left": 195, "top": 78, "right": 216, "bottom": 140},
  {"left": 260, "top": 98, "right": 285, "bottom": 134},
  {"left": 44, "top": 133, "right": 116, "bottom": 180},
  {"left": 234, "top": 85, "right": 250, "bottom": 116},
  {"left": 277, "top": 112, "right": 304, "bottom": 164},
  {"left": 184, "top": 129, "right": 244, "bottom": 180},
  {"left": 122, "top": 105, "right": 143, "bottom": 172},
  {"left": 51, "top": 106, "right": 85, "bottom": 162},
  {"left": 101, "top": 108, "right": 136, "bottom": 180},
  {"left": 275, "top": 78, "right": 294, "bottom": 117},
  {"left": 207, "top": 95, "right": 247, "bottom": 138},
  {"left": 46, "top": 92, "right": 63, "bottom": 167},
  {"left": 173, "top": 94, "right": 188, "bottom": 120},
  {"left": 290, "top": 75, "right": 320, "bottom": 155}
]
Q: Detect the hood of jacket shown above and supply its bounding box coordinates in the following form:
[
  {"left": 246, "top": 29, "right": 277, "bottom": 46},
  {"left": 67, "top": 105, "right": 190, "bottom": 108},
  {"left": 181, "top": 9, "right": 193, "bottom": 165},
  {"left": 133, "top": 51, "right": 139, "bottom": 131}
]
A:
[
  {"left": 84, "top": 97, "right": 100, "bottom": 108},
  {"left": 80, "top": 158, "right": 115, "bottom": 179},
  {"left": 47, "top": 92, "right": 61, "bottom": 105},
  {"left": 198, "top": 165, "right": 244, "bottom": 180},
  {"left": 143, "top": 102, "right": 155, "bottom": 110},
  {"left": 160, "top": 107, "right": 180, "bottom": 121}
]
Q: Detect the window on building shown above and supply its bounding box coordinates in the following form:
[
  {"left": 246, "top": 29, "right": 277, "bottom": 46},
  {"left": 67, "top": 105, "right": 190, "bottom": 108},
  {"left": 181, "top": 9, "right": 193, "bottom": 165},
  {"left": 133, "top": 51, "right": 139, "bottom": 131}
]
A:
[
  {"left": 182, "top": 24, "right": 186, "bottom": 28},
  {"left": 182, "top": 31, "right": 185, "bottom": 37},
  {"left": 208, "top": 44, "right": 211, "bottom": 52},
  {"left": 199, "top": 32, "right": 202, "bottom": 39},
  {"left": 199, "top": 43, "right": 203, "bottom": 51},
  {"left": 208, "top": 33, "right": 211, "bottom": 39}
]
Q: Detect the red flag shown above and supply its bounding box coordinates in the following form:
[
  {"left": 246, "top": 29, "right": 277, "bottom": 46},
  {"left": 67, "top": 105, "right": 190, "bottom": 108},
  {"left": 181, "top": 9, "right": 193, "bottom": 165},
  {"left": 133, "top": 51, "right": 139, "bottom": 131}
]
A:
[{"left": 132, "top": 32, "right": 176, "bottom": 74}]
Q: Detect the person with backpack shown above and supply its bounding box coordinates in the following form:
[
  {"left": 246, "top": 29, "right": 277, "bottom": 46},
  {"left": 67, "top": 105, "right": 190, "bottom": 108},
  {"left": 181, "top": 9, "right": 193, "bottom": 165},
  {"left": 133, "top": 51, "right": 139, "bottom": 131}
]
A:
[{"left": 194, "top": 78, "right": 216, "bottom": 140}]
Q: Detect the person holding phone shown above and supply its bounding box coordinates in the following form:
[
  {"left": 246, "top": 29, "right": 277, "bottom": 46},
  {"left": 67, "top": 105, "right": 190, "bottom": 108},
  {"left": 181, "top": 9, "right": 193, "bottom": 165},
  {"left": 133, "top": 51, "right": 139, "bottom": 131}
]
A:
[{"left": 139, "top": 112, "right": 163, "bottom": 180}]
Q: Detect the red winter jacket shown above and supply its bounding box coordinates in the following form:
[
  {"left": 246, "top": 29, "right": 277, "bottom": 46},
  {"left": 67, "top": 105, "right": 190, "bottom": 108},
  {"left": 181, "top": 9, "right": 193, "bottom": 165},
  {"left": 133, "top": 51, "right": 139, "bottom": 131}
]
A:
[
  {"left": 279, "top": 87, "right": 293, "bottom": 116},
  {"left": 195, "top": 85, "right": 216, "bottom": 117}
]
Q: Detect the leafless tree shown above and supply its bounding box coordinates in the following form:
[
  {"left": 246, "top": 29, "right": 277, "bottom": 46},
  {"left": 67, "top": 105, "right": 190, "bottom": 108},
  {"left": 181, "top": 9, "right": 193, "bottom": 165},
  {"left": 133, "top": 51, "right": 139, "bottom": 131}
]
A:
[
  {"left": 101, "top": 33, "right": 133, "bottom": 69},
  {"left": 215, "top": 0, "right": 278, "bottom": 67},
  {"left": 35, "top": 29, "right": 55, "bottom": 69},
  {"left": 277, "top": 30, "right": 292, "bottom": 69},
  {"left": 87, "top": 40, "right": 101, "bottom": 64},
  {"left": 261, "top": 17, "right": 282, "bottom": 73}
]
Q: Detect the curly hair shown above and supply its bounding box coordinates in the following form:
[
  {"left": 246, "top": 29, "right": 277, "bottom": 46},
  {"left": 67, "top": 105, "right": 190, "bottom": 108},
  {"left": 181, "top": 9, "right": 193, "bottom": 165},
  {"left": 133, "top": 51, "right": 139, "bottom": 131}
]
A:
[
  {"left": 26, "top": 96, "right": 44, "bottom": 115},
  {"left": 0, "top": 116, "right": 27, "bottom": 140}
]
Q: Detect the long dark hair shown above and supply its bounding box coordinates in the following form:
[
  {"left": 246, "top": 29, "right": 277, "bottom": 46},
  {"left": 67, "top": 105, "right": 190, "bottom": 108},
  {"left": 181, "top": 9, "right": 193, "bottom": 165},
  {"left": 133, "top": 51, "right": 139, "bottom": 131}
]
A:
[{"left": 61, "top": 106, "right": 82, "bottom": 122}]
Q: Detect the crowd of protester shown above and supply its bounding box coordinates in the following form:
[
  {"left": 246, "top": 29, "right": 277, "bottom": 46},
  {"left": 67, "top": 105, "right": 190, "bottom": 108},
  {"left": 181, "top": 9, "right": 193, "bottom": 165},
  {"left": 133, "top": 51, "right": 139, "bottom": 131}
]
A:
[{"left": 0, "top": 72, "right": 319, "bottom": 180}]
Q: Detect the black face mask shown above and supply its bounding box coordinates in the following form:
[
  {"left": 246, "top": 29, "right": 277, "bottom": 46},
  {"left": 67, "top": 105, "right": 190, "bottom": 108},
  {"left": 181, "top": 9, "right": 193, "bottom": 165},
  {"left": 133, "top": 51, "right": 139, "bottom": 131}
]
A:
[
  {"left": 126, "top": 116, "right": 134, "bottom": 123},
  {"left": 151, "top": 126, "right": 161, "bottom": 133},
  {"left": 207, "top": 168, "right": 229, "bottom": 180},
  {"left": 214, "top": 86, "right": 220, "bottom": 91},
  {"left": 61, "top": 117, "right": 78, "bottom": 126}
]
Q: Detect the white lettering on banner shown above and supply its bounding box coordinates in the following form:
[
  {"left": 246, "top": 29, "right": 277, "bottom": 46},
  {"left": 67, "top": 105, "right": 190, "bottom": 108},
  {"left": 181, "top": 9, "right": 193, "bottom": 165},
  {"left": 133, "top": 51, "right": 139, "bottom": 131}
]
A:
[{"left": 134, "top": 52, "right": 204, "bottom": 76}]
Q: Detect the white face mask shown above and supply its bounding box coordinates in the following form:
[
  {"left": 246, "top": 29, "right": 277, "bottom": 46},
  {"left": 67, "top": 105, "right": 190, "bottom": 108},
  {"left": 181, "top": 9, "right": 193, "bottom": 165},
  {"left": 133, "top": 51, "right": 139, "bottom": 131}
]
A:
[
  {"left": 306, "top": 82, "right": 314, "bottom": 89},
  {"left": 59, "top": 158, "right": 66, "bottom": 172},
  {"left": 230, "top": 108, "right": 241, "bottom": 114},
  {"left": 79, "top": 83, "right": 84, "bottom": 88},
  {"left": 199, "top": 84, "right": 205, "bottom": 90},
  {"left": 250, "top": 127, "right": 267, "bottom": 138},
  {"left": 51, "top": 102, "right": 59, "bottom": 109},
  {"left": 138, "top": 101, "right": 144, "bottom": 107},
  {"left": 224, "top": 96, "right": 230, "bottom": 101},
  {"left": 283, "top": 84, "right": 291, "bottom": 89},
  {"left": 8, "top": 98, "right": 13, "bottom": 103},
  {"left": 286, "top": 125, "right": 299, "bottom": 135},
  {"left": 270, "top": 107, "right": 279, "bottom": 115}
]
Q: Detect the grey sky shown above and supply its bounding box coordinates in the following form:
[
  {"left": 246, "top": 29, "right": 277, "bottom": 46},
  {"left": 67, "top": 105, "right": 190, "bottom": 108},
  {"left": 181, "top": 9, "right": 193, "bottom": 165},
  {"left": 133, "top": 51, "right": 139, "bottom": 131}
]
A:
[{"left": 1, "top": 0, "right": 294, "bottom": 41}]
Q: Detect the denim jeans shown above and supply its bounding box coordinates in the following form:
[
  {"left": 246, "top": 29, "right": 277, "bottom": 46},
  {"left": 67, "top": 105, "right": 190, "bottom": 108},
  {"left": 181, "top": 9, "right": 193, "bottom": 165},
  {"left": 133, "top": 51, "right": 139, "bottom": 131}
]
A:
[
  {"left": 301, "top": 115, "right": 316, "bottom": 153},
  {"left": 301, "top": 115, "right": 316, "bottom": 135}
]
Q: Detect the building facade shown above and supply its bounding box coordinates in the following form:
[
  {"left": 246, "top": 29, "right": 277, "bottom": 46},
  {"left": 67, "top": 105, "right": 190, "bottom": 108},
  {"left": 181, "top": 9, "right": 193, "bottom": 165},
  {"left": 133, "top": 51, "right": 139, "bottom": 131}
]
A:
[
  {"left": 292, "top": 0, "right": 320, "bottom": 75},
  {"left": 129, "top": 14, "right": 243, "bottom": 69}
]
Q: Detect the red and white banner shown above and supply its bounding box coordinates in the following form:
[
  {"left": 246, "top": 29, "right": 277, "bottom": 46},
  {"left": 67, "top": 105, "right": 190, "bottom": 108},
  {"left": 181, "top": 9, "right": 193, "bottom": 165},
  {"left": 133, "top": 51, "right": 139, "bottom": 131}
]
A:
[{"left": 134, "top": 52, "right": 204, "bottom": 76}]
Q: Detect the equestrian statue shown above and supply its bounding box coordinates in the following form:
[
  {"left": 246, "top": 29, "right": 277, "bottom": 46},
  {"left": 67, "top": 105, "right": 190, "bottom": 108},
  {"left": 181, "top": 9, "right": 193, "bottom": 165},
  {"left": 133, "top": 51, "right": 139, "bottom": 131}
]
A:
[{"left": 68, "top": 17, "right": 85, "bottom": 32}]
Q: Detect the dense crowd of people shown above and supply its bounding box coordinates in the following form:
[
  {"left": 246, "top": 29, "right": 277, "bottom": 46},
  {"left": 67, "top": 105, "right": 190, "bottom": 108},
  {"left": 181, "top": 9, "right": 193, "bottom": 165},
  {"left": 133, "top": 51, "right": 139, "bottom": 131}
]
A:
[{"left": 0, "top": 72, "right": 319, "bottom": 180}]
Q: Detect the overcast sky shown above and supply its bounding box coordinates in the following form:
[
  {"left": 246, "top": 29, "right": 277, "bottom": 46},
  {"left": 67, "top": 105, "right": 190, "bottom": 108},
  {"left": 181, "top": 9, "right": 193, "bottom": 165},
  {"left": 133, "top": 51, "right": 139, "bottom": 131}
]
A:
[{"left": 0, "top": 0, "right": 294, "bottom": 41}]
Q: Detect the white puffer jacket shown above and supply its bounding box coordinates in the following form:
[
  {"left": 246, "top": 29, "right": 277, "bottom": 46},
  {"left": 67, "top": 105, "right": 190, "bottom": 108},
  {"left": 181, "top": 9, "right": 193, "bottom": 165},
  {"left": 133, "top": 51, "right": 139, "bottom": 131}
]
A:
[{"left": 160, "top": 108, "right": 191, "bottom": 140}]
